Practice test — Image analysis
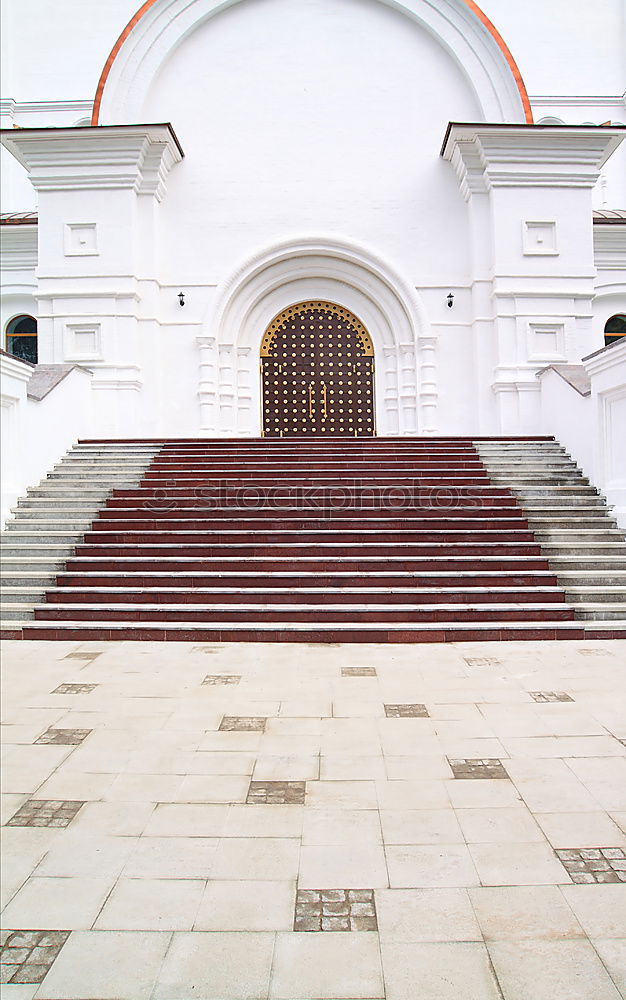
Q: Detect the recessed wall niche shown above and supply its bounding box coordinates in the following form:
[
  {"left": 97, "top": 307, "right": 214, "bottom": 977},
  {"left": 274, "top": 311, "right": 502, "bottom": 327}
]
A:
[{"left": 64, "top": 223, "right": 98, "bottom": 256}]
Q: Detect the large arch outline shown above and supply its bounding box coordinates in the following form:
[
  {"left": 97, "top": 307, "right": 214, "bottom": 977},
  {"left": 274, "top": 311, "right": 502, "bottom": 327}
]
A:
[{"left": 92, "top": 0, "right": 532, "bottom": 126}]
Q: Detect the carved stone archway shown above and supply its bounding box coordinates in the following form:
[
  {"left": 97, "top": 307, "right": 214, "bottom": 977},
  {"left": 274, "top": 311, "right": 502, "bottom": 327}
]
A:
[{"left": 196, "top": 236, "right": 437, "bottom": 437}]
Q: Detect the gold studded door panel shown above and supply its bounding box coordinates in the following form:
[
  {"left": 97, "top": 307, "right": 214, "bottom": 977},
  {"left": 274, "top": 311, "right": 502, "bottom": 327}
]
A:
[{"left": 261, "top": 302, "right": 375, "bottom": 437}]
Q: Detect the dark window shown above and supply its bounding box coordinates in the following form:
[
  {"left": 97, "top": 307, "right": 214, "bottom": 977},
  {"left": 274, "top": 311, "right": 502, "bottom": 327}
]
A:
[
  {"left": 604, "top": 314, "right": 626, "bottom": 348},
  {"left": 5, "top": 314, "right": 37, "bottom": 364}
]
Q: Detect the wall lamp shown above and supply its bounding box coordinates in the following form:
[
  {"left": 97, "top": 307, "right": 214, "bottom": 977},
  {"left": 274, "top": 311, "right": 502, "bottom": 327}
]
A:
[
  {"left": 178, "top": 292, "right": 185, "bottom": 307},
  {"left": 447, "top": 292, "right": 454, "bottom": 309}
]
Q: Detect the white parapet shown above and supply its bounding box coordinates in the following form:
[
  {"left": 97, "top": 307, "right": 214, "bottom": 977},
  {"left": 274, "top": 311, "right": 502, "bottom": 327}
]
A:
[
  {"left": 0, "top": 352, "right": 94, "bottom": 527},
  {"left": 538, "top": 339, "right": 626, "bottom": 530}
]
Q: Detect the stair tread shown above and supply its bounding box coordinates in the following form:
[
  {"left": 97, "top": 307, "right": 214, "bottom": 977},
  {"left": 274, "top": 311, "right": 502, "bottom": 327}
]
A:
[
  {"left": 35, "top": 601, "right": 574, "bottom": 610},
  {"left": 13, "top": 619, "right": 601, "bottom": 631},
  {"left": 38, "top": 586, "right": 566, "bottom": 595},
  {"left": 5, "top": 435, "right": 625, "bottom": 640}
]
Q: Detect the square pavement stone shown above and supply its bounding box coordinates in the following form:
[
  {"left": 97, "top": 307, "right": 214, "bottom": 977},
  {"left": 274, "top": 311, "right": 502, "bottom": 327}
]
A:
[
  {"left": 51, "top": 683, "right": 98, "bottom": 695},
  {"left": 154, "top": 931, "right": 274, "bottom": 1000},
  {"left": 5, "top": 799, "right": 85, "bottom": 829},
  {"left": 299, "top": 844, "right": 389, "bottom": 889},
  {"left": 534, "top": 811, "right": 626, "bottom": 849},
  {"left": 34, "top": 929, "right": 171, "bottom": 999},
  {"left": 560, "top": 883, "right": 626, "bottom": 938},
  {"left": 270, "top": 931, "right": 384, "bottom": 999},
  {"left": 468, "top": 885, "right": 585, "bottom": 940},
  {"left": 375, "top": 888, "right": 482, "bottom": 942},
  {"left": 469, "top": 843, "right": 568, "bottom": 886},
  {"left": 590, "top": 940, "right": 626, "bottom": 998},
  {"left": 194, "top": 879, "right": 296, "bottom": 931},
  {"left": 1, "top": 876, "right": 114, "bottom": 931},
  {"left": 246, "top": 780, "right": 306, "bottom": 804},
  {"left": 448, "top": 758, "right": 509, "bottom": 780},
  {"left": 341, "top": 667, "right": 377, "bottom": 677},
  {"left": 488, "top": 939, "right": 623, "bottom": 1000},
  {"left": 211, "top": 837, "right": 300, "bottom": 881},
  {"left": 384, "top": 704, "right": 429, "bottom": 718},
  {"left": 0, "top": 930, "right": 70, "bottom": 985},
  {"left": 529, "top": 691, "right": 574, "bottom": 703},
  {"left": 381, "top": 941, "right": 502, "bottom": 1000},
  {"left": 555, "top": 847, "right": 626, "bottom": 883},
  {"left": 34, "top": 729, "right": 92, "bottom": 746},
  {"left": 202, "top": 674, "right": 241, "bottom": 686},
  {"left": 94, "top": 877, "right": 205, "bottom": 930},
  {"left": 386, "top": 844, "right": 480, "bottom": 889},
  {"left": 219, "top": 716, "right": 266, "bottom": 732},
  {"left": 294, "top": 889, "right": 378, "bottom": 931}
]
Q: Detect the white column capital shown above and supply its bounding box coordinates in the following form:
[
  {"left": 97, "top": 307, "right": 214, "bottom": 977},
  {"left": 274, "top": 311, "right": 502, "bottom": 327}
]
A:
[
  {"left": 0, "top": 124, "right": 184, "bottom": 201},
  {"left": 442, "top": 124, "right": 625, "bottom": 192}
]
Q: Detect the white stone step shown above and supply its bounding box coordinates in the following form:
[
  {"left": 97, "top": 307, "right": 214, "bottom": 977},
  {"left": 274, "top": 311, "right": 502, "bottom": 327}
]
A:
[
  {"left": 14, "top": 619, "right": 617, "bottom": 635},
  {"left": 40, "top": 585, "right": 567, "bottom": 597}
]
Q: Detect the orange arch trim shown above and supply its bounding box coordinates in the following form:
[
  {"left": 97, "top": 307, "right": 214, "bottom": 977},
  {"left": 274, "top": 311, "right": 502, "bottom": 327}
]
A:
[
  {"left": 91, "top": 0, "right": 533, "bottom": 126},
  {"left": 462, "top": 0, "right": 533, "bottom": 123}
]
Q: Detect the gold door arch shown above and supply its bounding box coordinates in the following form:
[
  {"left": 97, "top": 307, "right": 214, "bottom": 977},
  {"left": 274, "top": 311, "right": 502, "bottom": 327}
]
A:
[{"left": 260, "top": 301, "right": 375, "bottom": 437}]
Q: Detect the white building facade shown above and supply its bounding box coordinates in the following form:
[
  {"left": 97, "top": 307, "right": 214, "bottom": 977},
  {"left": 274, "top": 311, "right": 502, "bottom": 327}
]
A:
[{"left": 1, "top": 0, "right": 625, "bottom": 442}]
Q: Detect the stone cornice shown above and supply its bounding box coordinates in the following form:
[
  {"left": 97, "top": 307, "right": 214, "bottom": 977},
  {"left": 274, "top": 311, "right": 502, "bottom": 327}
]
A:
[
  {"left": 0, "top": 224, "right": 38, "bottom": 271},
  {"left": 0, "top": 124, "right": 184, "bottom": 202},
  {"left": 0, "top": 351, "right": 35, "bottom": 384},
  {"left": 442, "top": 123, "right": 626, "bottom": 194},
  {"left": 594, "top": 225, "right": 626, "bottom": 271},
  {"left": 583, "top": 337, "right": 626, "bottom": 376}
]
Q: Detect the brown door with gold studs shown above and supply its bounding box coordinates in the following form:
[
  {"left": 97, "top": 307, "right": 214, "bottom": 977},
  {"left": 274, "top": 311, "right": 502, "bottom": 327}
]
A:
[{"left": 261, "top": 301, "right": 375, "bottom": 437}]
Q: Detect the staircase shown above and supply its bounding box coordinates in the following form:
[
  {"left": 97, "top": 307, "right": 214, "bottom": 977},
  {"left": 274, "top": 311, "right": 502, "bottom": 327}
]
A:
[{"left": 1, "top": 437, "right": 625, "bottom": 642}]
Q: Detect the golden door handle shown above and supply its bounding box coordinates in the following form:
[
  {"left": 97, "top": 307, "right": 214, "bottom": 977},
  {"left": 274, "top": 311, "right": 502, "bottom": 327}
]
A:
[
  {"left": 308, "top": 383, "right": 314, "bottom": 418},
  {"left": 321, "top": 382, "right": 327, "bottom": 418}
]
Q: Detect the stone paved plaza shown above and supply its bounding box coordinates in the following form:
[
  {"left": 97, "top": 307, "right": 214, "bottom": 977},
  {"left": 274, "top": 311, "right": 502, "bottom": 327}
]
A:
[{"left": 1, "top": 638, "right": 626, "bottom": 999}]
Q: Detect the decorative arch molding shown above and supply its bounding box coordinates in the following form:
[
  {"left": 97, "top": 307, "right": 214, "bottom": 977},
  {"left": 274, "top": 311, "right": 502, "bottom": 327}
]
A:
[
  {"left": 195, "top": 236, "right": 438, "bottom": 437},
  {"left": 93, "top": 0, "right": 531, "bottom": 126}
]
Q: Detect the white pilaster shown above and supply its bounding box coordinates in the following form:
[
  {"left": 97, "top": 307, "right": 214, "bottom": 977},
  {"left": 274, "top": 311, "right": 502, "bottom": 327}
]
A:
[{"left": 443, "top": 123, "right": 625, "bottom": 435}]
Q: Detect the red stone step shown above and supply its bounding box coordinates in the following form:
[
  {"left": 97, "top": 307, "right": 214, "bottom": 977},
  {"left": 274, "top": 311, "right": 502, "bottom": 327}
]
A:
[
  {"left": 145, "top": 461, "right": 489, "bottom": 471},
  {"left": 140, "top": 475, "right": 493, "bottom": 487},
  {"left": 89, "top": 519, "right": 532, "bottom": 534},
  {"left": 18, "top": 624, "right": 586, "bottom": 643},
  {"left": 74, "top": 543, "right": 542, "bottom": 557},
  {"left": 46, "top": 588, "right": 568, "bottom": 605},
  {"left": 103, "top": 497, "right": 520, "bottom": 512},
  {"left": 64, "top": 556, "right": 550, "bottom": 571},
  {"left": 82, "top": 528, "right": 536, "bottom": 542},
  {"left": 56, "top": 572, "right": 560, "bottom": 588},
  {"left": 108, "top": 489, "right": 519, "bottom": 505},
  {"left": 35, "top": 605, "right": 576, "bottom": 623}
]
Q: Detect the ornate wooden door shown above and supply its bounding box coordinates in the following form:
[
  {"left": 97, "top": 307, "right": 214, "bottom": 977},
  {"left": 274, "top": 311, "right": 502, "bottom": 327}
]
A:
[{"left": 261, "top": 301, "right": 375, "bottom": 437}]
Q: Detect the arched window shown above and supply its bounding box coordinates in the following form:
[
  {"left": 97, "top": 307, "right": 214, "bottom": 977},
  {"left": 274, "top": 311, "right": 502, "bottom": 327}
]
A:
[
  {"left": 604, "top": 314, "right": 626, "bottom": 348},
  {"left": 5, "top": 315, "right": 38, "bottom": 364}
]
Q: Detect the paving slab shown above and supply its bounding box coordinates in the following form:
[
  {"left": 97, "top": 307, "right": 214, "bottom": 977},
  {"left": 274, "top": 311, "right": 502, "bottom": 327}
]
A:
[{"left": 0, "top": 637, "right": 624, "bottom": 999}]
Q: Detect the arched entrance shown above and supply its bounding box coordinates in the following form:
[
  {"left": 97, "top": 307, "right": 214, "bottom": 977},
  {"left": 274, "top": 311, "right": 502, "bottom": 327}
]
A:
[{"left": 260, "top": 301, "right": 375, "bottom": 437}]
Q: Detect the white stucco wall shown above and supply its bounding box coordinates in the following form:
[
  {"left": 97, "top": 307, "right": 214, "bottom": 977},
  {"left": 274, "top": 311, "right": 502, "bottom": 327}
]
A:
[
  {"left": 146, "top": 0, "right": 478, "bottom": 284},
  {"left": 1, "top": 0, "right": 625, "bottom": 442}
]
